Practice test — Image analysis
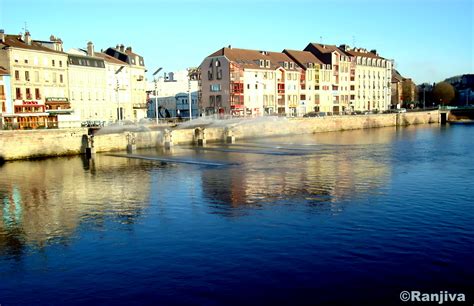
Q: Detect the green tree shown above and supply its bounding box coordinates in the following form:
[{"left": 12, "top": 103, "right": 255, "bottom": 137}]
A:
[{"left": 433, "top": 82, "right": 455, "bottom": 105}]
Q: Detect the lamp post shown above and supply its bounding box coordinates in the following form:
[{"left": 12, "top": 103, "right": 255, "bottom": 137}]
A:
[
  {"left": 115, "top": 66, "right": 124, "bottom": 122},
  {"left": 153, "top": 67, "right": 163, "bottom": 125},
  {"left": 187, "top": 67, "right": 198, "bottom": 121}
]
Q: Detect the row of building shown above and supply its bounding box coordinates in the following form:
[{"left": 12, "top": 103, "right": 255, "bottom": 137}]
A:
[
  {"left": 0, "top": 29, "right": 408, "bottom": 130},
  {"left": 199, "top": 43, "right": 394, "bottom": 116},
  {"left": 0, "top": 30, "right": 146, "bottom": 129}
]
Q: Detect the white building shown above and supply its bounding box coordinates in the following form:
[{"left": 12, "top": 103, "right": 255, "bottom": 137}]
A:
[{"left": 147, "top": 70, "right": 199, "bottom": 119}]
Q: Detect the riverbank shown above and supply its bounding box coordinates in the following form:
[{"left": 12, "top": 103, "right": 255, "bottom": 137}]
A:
[{"left": 0, "top": 110, "right": 439, "bottom": 161}]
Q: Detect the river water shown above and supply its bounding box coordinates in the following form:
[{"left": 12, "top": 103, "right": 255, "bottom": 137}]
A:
[{"left": 0, "top": 124, "right": 473, "bottom": 305}]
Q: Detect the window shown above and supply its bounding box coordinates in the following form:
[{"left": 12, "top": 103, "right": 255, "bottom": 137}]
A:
[
  {"left": 35, "top": 88, "right": 41, "bottom": 99},
  {"left": 265, "top": 60, "right": 270, "bottom": 68},
  {"left": 255, "top": 84, "right": 258, "bottom": 89},
  {"left": 59, "top": 60, "right": 62, "bottom": 67},
  {"left": 259, "top": 59, "right": 264, "bottom": 67},
  {"left": 53, "top": 72, "right": 57, "bottom": 83},
  {"left": 34, "top": 71, "right": 39, "bottom": 82},
  {"left": 208, "top": 70, "right": 213, "bottom": 80},
  {"left": 290, "top": 62, "right": 294, "bottom": 69},
  {"left": 60, "top": 74, "right": 64, "bottom": 83},
  {"left": 210, "top": 84, "right": 221, "bottom": 92},
  {"left": 25, "top": 71, "right": 30, "bottom": 81},
  {"left": 247, "top": 84, "right": 250, "bottom": 89},
  {"left": 16, "top": 88, "right": 22, "bottom": 99},
  {"left": 15, "top": 70, "right": 20, "bottom": 80},
  {"left": 52, "top": 59, "right": 55, "bottom": 66},
  {"left": 217, "top": 70, "right": 222, "bottom": 80},
  {"left": 26, "top": 88, "right": 32, "bottom": 99},
  {"left": 284, "top": 62, "right": 288, "bottom": 69},
  {"left": 24, "top": 59, "right": 28, "bottom": 64}
]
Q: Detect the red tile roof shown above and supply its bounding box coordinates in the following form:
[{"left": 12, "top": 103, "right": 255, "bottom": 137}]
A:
[
  {"left": 1, "top": 34, "right": 65, "bottom": 54},
  {"left": 94, "top": 52, "right": 125, "bottom": 65},
  {"left": 207, "top": 47, "right": 301, "bottom": 71}
]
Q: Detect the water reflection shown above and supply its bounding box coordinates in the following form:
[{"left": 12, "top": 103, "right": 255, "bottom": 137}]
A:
[{"left": 0, "top": 156, "right": 153, "bottom": 258}]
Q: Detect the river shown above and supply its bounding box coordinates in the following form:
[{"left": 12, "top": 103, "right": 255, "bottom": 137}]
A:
[{"left": 0, "top": 124, "right": 473, "bottom": 305}]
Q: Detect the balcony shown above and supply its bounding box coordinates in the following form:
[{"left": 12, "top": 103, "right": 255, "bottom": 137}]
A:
[{"left": 277, "top": 83, "right": 285, "bottom": 95}]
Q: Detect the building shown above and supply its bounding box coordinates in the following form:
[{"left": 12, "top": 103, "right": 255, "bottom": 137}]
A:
[
  {"left": 147, "top": 70, "right": 199, "bottom": 119},
  {"left": 339, "top": 45, "right": 392, "bottom": 112},
  {"left": 392, "top": 69, "right": 416, "bottom": 108},
  {"left": 303, "top": 43, "right": 354, "bottom": 114},
  {"left": 67, "top": 43, "right": 108, "bottom": 124},
  {"left": 0, "top": 31, "right": 72, "bottom": 129},
  {"left": 104, "top": 45, "right": 147, "bottom": 121},
  {"left": 199, "top": 47, "right": 302, "bottom": 117},
  {"left": 283, "top": 49, "right": 333, "bottom": 114}
]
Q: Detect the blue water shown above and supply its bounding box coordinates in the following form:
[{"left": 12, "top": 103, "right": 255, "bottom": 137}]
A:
[{"left": 0, "top": 124, "right": 473, "bottom": 305}]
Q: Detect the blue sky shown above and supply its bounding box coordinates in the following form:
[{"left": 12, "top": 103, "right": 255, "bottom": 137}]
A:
[{"left": 1, "top": 0, "right": 472, "bottom": 84}]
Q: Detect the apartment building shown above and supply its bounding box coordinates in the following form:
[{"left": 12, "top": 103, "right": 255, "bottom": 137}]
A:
[
  {"left": 304, "top": 43, "right": 354, "bottom": 114},
  {"left": 200, "top": 47, "right": 302, "bottom": 117},
  {"left": 340, "top": 45, "right": 392, "bottom": 112},
  {"left": 67, "top": 42, "right": 109, "bottom": 123},
  {"left": 0, "top": 66, "right": 11, "bottom": 115},
  {"left": 104, "top": 45, "right": 147, "bottom": 121},
  {"left": 0, "top": 31, "right": 71, "bottom": 128},
  {"left": 284, "top": 50, "right": 333, "bottom": 114}
]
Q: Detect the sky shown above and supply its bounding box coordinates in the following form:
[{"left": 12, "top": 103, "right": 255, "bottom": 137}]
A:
[{"left": 0, "top": 0, "right": 473, "bottom": 84}]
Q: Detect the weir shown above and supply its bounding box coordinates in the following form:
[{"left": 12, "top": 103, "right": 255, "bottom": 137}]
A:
[{"left": 106, "top": 153, "right": 234, "bottom": 167}]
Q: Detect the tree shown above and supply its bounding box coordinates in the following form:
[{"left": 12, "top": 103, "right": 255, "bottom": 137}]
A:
[{"left": 433, "top": 82, "right": 455, "bottom": 105}]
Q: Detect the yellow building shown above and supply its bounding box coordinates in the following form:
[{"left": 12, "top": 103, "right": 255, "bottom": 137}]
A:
[{"left": 0, "top": 31, "right": 71, "bottom": 128}]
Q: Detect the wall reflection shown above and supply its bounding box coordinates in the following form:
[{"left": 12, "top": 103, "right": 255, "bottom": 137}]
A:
[{"left": 0, "top": 155, "right": 153, "bottom": 258}]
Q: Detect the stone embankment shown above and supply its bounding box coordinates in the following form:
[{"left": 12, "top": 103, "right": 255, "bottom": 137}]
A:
[{"left": 0, "top": 111, "right": 439, "bottom": 161}]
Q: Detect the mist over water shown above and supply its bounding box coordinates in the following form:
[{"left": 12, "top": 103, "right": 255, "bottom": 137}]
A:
[{"left": 0, "top": 124, "right": 473, "bottom": 305}]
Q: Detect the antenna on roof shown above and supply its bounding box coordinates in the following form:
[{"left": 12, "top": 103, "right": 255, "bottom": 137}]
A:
[{"left": 22, "top": 21, "right": 28, "bottom": 33}]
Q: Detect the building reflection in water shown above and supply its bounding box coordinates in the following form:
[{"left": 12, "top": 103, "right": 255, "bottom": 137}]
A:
[
  {"left": 200, "top": 129, "right": 394, "bottom": 217},
  {"left": 0, "top": 155, "right": 153, "bottom": 258}
]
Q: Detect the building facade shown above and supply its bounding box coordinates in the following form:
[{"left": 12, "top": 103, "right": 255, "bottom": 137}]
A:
[
  {"left": 147, "top": 70, "right": 199, "bottom": 119},
  {"left": 341, "top": 45, "right": 392, "bottom": 112},
  {"left": 0, "top": 31, "right": 73, "bottom": 129},
  {"left": 200, "top": 47, "right": 302, "bottom": 117}
]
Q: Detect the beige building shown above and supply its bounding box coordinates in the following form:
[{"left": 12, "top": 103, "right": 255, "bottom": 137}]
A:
[
  {"left": 200, "top": 47, "right": 302, "bottom": 117},
  {"left": 340, "top": 45, "right": 392, "bottom": 112},
  {"left": 103, "top": 45, "right": 147, "bottom": 122},
  {"left": 0, "top": 31, "right": 72, "bottom": 128}
]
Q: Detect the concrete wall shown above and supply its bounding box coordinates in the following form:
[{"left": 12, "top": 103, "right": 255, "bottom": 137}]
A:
[{"left": 0, "top": 110, "right": 439, "bottom": 161}]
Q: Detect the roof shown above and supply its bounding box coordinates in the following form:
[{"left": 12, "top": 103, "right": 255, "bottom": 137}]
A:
[
  {"left": 392, "top": 69, "right": 405, "bottom": 83},
  {"left": 1, "top": 34, "right": 66, "bottom": 54},
  {"left": 94, "top": 52, "right": 126, "bottom": 65},
  {"left": 307, "top": 43, "right": 349, "bottom": 55},
  {"left": 206, "top": 47, "right": 301, "bottom": 71},
  {"left": 344, "top": 49, "right": 384, "bottom": 60},
  {"left": 282, "top": 49, "right": 323, "bottom": 69},
  {"left": 0, "top": 66, "right": 9, "bottom": 75}
]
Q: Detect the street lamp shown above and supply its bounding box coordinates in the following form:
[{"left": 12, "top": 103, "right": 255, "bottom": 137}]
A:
[
  {"left": 115, "top": 65, "right": 124, "bottom": 122},
  {"left": 153, "top": 67, "right": 163, "bottom": 125},
  {"left": 187, "top": 67, "right": 198, "bottom": 121}
]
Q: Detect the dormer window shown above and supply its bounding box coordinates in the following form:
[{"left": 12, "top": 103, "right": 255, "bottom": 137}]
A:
[
  {"left": 209, "top": 59, "right": 213, "bottom": 68},
  {"left": 290, "top": 62, "right": 294, "bottom": 69},
  {"left": 215, "top": 59, "right": 221, "bottom": 67},
  {"left": 265, "top": 60, "right": 270, "bottom": 68},
  {"left": 284, "top": 62, "right": 288, "bottom": 69},
  {"left": 259, "top": 59, "right": 265, "bottom": 67}
]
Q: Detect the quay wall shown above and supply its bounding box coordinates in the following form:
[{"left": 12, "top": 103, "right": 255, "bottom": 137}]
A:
[{"left": 0, "top": 111, "right": 439, "bottom": 161}]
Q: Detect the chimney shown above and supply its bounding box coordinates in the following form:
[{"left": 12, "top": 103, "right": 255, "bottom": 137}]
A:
[
  {"left": 0, "top": 29, "right": 4, "bottom": 43},
  {"left": 370, "top": 49, "right": 378, "bottom": 55},
  {"left": 228, "top": 45, "right": 232, "bottom": 49},
  {"left": 24, "top": 31, "right": 31, "bottom": 45},
  {"left": 87, "top": 41, "right": 94, "bottom": 56},
  {"left": 119, "top": 44, "right": 125, "bottom": 52},
  {"left": 126, "top": 46, "right": 132, "bottom": 53}
]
